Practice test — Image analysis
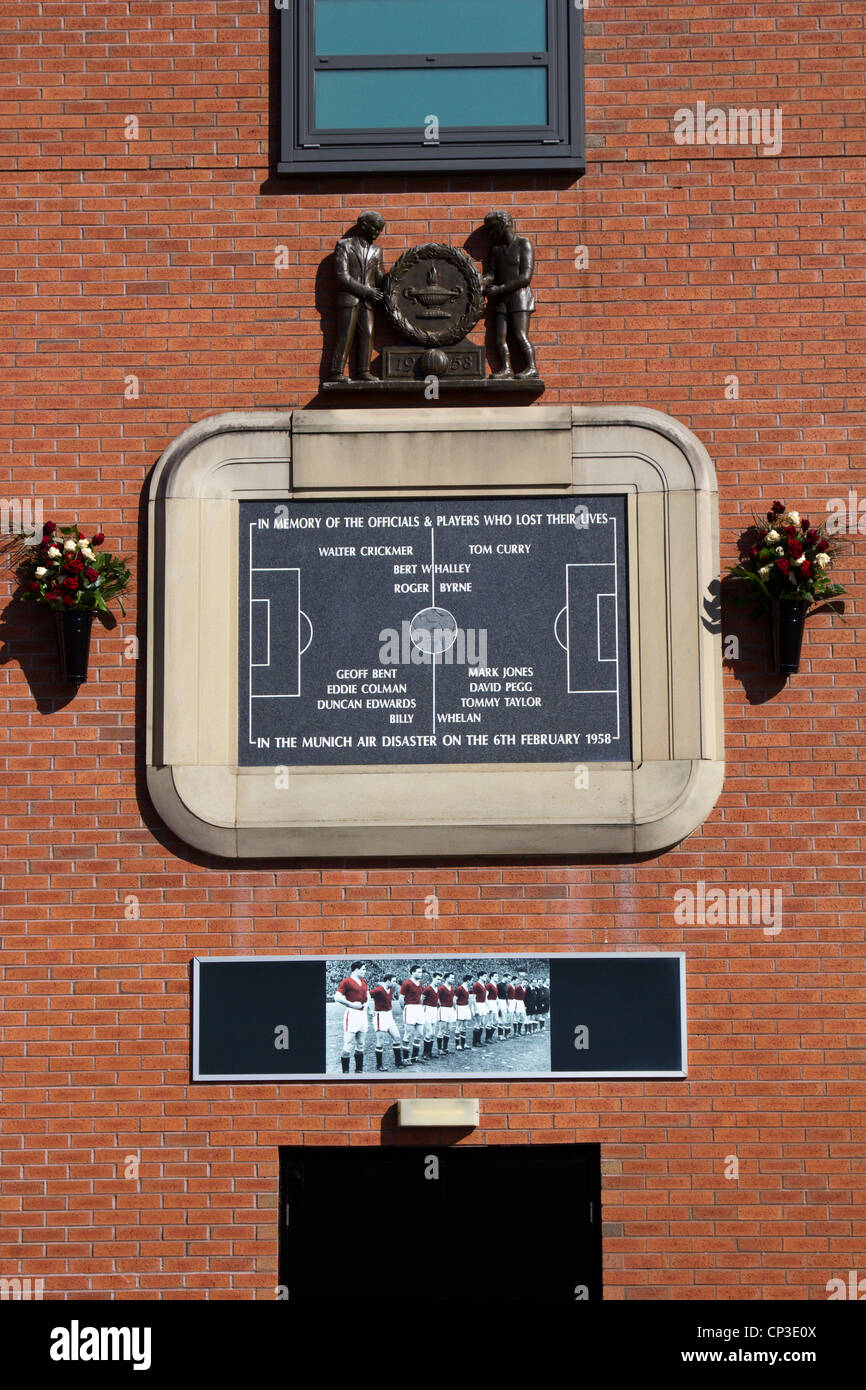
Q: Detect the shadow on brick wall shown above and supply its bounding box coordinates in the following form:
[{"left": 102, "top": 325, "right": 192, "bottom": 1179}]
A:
[{"left": 719, "top": 576, "right": 846, "bottom": 704}]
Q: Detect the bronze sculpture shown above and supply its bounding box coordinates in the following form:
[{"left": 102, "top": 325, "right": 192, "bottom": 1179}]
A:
[
  {"left": 482, "top": 210, "right": 538, "bottom": 380},
  {"left": 322, "top": 210, "right": 541, "bottom": 391},
  {"left": 327, "top": 211, "right": 387, "bottom": 383}
]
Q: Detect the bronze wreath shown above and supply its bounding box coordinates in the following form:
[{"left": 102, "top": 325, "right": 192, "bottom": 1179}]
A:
[{"left": 384, "top": 243, "right": 485, "bottom": 348}]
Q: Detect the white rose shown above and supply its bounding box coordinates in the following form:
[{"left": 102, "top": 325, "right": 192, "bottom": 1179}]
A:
[
  {"left": 63, "top": 539, "right": 77, "bottom": 551},
  {"left": 766, "top": 530, "right": 780, "bottom": 543},
  {"left": 815, "top": 552, "right": 830, "bottom": 568},
  {"left": 47, "top": 546, "right": 60, "bottom": 558},
  {"left": 79, "top": 546, "right": 95, "bottom": 560},
  {"left": 35, "top": 566, "right": 47, "bottom": 577},
  {"left": 775, "top": 546, "right": 784, "bottom": 555},
  {"left": 786, "top": 511, "right": 800, "bottom": 526},
  {"left": 793, "top": 556, "right": 805, "bottom": 566},
  {"left": 759, "top": 565, "right": 771, "bottom": 578}
]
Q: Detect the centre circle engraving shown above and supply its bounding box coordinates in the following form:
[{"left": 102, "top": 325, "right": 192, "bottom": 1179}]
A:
[{"left": 409, "top": 606, "right": 460, "bottom": 656}]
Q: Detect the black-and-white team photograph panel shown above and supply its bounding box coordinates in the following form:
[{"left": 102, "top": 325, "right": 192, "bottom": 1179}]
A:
[
  {"left": 192, "top": 953, "right": 687, "bottom": 1082},
  {"left": 325, "top": 955, "right": 551, "bottom": 1075}
]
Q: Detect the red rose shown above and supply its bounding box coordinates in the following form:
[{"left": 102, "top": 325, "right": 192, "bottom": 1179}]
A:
[
  {"left": 749, "top": 544, "right": 759, "bottom": 559},
  {"left": 28, "top": 580, "right": 40, "bottom": 592},
  {"left": 62, "top": 594, "right": 76, "bottom": 607},
  {"left": 800, "top": 516, "right": 810, "bottom": 530},
  {"left": 817, "top": 539, "right": 829, "bottom": 553},
  {"left": 42, "top": 521, "right": 56, "bottom": 536},
  {"left": 62, "top": 575, "right": 78, "bottom": 591},
  {"left": 800, "top": 560, "right": 813, "bottom": 579},
  {"left": 84, "top": 566, "right": 98, "bottom": 581},
  {"left": 92, "top": 532, "right": 105, "bottom": 546},
  {"left": 775, "top": 558, "right": 790, "bottom": 575},
  {"left": 806, "top": 529, "right": 818, "bottom": 543},
  {"left": 785, "top": 525, "right": 797, "bottom": 540},
  {"left": 766, "top": 510, "right": 775, "bottom": 523},
  {"left": 772, "top": 500, "right": 785, "bottom": 513},
  {"left": 65, "top": 555, "right": 84, "bottom": 573},
  {"left": 788, "top": 539, "right": 803, "bottom": 559}
]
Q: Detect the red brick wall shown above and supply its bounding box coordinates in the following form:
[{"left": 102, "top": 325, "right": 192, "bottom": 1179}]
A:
[{"left": 1, "top": 1, "right": 863, "bottom": 1300}]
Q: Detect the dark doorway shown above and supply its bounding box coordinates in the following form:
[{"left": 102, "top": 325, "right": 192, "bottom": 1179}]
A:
[{"left": 279, "top": 1143, "right": 601, "bottom": 1303}]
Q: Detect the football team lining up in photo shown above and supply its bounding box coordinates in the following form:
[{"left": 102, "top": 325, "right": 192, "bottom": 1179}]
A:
[{"left": 334, "top": 961, "right": 550, "bottom": 1072}]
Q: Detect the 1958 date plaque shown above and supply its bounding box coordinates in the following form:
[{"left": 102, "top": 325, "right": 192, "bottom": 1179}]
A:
[{"left": 238, "top": 495, "right": 631, "bottom": 767}]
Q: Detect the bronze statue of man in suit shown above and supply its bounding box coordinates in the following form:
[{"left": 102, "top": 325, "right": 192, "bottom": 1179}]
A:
[
  {"left": 482, "top": 209, "right": 538, "bottom": 380},
  {"left": 327, "top": 210, "right": 387, "bottom": 382}
]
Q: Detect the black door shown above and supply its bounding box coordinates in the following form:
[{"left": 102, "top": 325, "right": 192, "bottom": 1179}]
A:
[{"left": 279, "top": 1143, "right": 601, "bottom": 1303}]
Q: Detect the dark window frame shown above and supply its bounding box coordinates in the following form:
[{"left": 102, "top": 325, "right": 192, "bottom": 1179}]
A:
[{"left": 279, "top": 0, "right": 584, "bottom": 176}]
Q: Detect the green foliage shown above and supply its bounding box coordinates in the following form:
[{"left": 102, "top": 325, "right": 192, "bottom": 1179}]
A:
[{"left": 15, "top": 522, "right": 131, "bottom": 616}]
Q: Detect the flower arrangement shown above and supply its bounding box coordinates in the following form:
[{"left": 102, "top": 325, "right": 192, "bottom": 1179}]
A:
[
  {"left": 17, "top": 522, "right": 131, "bottom": 615},
  {"left": 728, "top": 501, "right": 845, "bottom": 610}
]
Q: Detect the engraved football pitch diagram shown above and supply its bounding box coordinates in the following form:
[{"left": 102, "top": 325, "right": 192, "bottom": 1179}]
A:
[{"left": 239, "top": 498, "right": 631, "bottom": 765}]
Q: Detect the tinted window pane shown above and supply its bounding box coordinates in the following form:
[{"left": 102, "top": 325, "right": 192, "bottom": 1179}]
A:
[
  {"left": 315, "top": 0, "right": 547, "bottom": 56},
  {"left": 316, "top": 67, "right": 548, "bottom": 130}
]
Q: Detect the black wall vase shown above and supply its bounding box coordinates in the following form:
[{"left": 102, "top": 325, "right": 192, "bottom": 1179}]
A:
[
  {"left": 55, "top": 608, "right": 94, "bottom": 685},
  {"left": 771, "top": 599, "right": 809, "bottom": 676}
]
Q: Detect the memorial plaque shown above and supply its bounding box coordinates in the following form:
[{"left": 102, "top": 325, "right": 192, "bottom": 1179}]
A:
[
  {"left": 193, "top": 953, "right": 686, "bottom": 1082},
  {"left": 238, "top": 495, "right": 631, "bottom": 766},
  {"left": 149, "top": 408, "right": 723, "bottom": 857}
]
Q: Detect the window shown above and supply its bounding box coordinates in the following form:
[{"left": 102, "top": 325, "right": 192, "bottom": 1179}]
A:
[{"left": 279, "top": 0, "right": 584, "bottom": 175}]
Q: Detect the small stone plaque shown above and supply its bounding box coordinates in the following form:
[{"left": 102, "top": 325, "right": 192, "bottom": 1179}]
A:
[{"left": 382, "top": 342, "right": 485, "bottom": 381}]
